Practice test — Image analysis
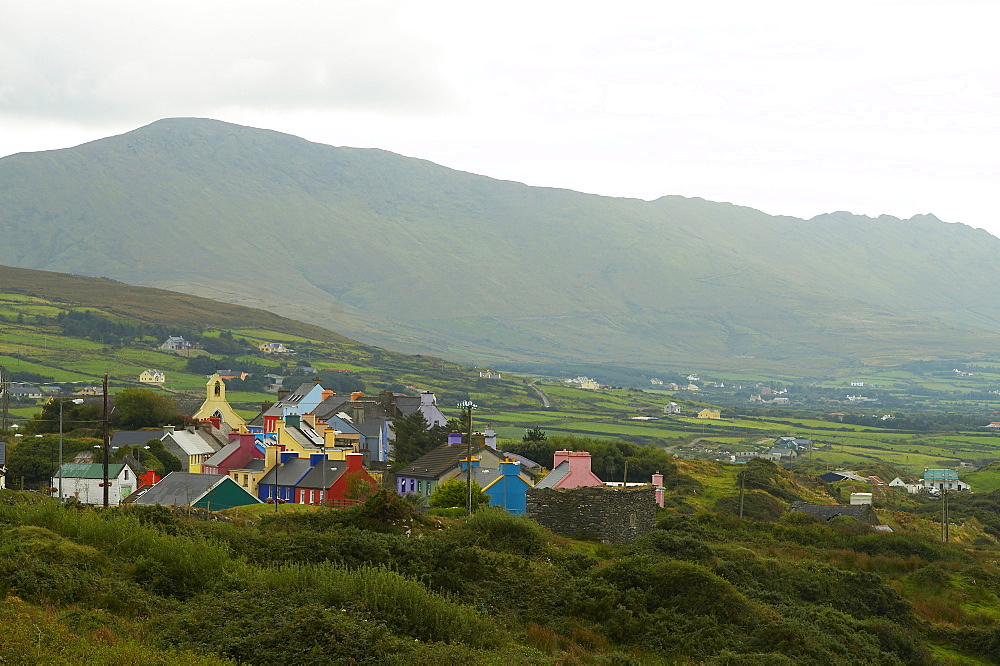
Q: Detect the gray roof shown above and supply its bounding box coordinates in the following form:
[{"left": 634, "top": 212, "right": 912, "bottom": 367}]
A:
[
  {"left": 258, "top": 458, "right": 313, "bottom": 486},
  {"left": 534, "top": 460, "right": 570, "bottom": 489},
  {"left": 232, "top": 458, "right": 266, "bottom": 473},
  {"left": 111, "top": 430, "right": 162, "bottom": 448},
  {"left": 203, "top": 441, "right": 240, "bottom": 467},
  {"left": 790, "top": 502, "right": 878, "bottom": 525},
  {"left": 0, "top": 441, "right": 6, "bottom": 466},
  {"left": 297, "top": 461, "right": 349, "bottom": 489},
  {"left": 132, "top": 472, "right": 242, "bottom": 507}
]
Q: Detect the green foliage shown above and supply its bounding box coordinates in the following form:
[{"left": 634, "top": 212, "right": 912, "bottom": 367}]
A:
[
  {"left": 6, "top": 435, "right": 95, "bottom": 489},
  {"left": 715, "top": 490, "right": 785, "bottom": 522},
  {"left": 429, "top": 478, "right": 489, "bottom": 510},
  {"left": 111, "top": 388, "right": 186, "bottom": 429},
  {"left": 456, "top": 508, "right": 549, "bottom": 557},
  {"left": 390, "top": 411, "right": 448, "bottom": 469}
]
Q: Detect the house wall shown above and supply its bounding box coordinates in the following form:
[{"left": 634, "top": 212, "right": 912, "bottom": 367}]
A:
[
  {"left": 526, "top": 486, "right": 656, "bottom": 544},
  {"left": 193, "top": 480, "right": 259, "bottom": 511}
]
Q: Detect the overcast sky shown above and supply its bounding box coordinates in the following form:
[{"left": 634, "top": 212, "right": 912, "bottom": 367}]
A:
[{"left": 3, "top": 0, "right": 999, "bottom": 236}]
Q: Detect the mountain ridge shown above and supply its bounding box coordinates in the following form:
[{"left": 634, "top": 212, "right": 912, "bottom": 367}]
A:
[{"left": 2, "top": 117, "right": 999, "bottom": 376}]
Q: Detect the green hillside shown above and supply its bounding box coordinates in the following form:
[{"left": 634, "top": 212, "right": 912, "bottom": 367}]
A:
[
  {"left": 0, "top": 265, "right": 539, "bottom": 421},
  {"left": 3, "top": 118, "right": 1000, "bottom": 377}
]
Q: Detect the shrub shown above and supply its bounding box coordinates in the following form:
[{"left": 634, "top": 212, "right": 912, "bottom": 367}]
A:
[{"left": 457, "top": 508, "right": 549, "bottom": 557}]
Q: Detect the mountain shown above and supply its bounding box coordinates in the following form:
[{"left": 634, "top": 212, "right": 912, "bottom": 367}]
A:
[{"left": 3, "top": 117, "right": 1000, "bottom": 377}]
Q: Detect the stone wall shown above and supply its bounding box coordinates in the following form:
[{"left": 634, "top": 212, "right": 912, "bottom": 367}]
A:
[{"left": 526, "top": 486, "right": 656, "bottom": 544}]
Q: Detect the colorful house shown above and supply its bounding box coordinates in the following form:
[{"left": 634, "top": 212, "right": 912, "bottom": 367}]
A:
[
  {"left": 130, "top": 472, "right": 260, "bottom": 511},
  {"left": 161, "top": 424, "right": 226, "bottom": 473},
  {"left": 201, "top": 432, "right": 265, "bottom": 476},
  {"left": 294, "top": 452, "right": 375, "bottom": 506},
  {"left": 139, "top": 369, "right": 165, "bottom": 384},
  {"left": 482, "top": 459, "right": 534, "bottom": 515},
  {"left": 697, "top": 408, "right": 721, "bottom": 419},
  {"left": 534, "top": 451, "right": 604, "bottom": 490},
  {"left": 395, "top": 432, "right": 507, "bottom": 499}
]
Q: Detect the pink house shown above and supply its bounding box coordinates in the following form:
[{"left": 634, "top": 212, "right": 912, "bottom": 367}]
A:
[
  {"left": 535, "top": 450, "right": 604, "bottom": 489},
  {"left": 201, "top": 432, "right": 265, "bottom": 476}
]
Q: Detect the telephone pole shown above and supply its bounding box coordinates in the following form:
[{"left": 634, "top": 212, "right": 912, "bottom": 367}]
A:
[
  {"left": 102, "top": 373, "right": 110, "bottom": 508},
  {"left": 457, "top": 400, "right": 478, "bottom": 516}
]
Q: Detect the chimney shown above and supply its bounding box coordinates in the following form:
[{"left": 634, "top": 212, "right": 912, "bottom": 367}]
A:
[
  {"left": 420, "top": 391, "right": 435, "bottom": 405},
  {"left": 652, "top": 473, "right": 665, "bottom": 508},
  {"left": 186, "top": 424, "right": 196, "bottom": 433},
  {"left": 447, "top": 432, "right": 462, "bottom": 446},
  {"left": 265, "top": 444, "right": 280, "bottom": 471},
  {"left": 163, "top": 425, "right": 175, "bottom": 435},
  {"left": 484, "top": 425, "right": 497, "bottom": 450},
  {"left": 471, "top": 432, "right": 485, "bottom": 449},
  {"left": 566, "top": 451, "right": 593, "bottom": 475},
  {"left": 321, "top": 390, "right": 335, "bottom": 402},
  {"left": 324, "top": 429, "right": 338, "bottom": 449},
  {"left": 261, "top": 400, "right": 274, "bottom": 413},
  {"left": 352, "top": 404, "right": 365, "bottom": 425},
  {"left": 500, "top": 458, "right": 520, "bottom": 476},
  {"left": 351, "top": 391, "right": 365, "bottom": 401},
  {"left": 277, "top": 388, "right": 290, "bottom": 401},
  {"left": 280, "top": 451, "right": 297, "bottom": 464},
  {"left": 309, "top": 452, "right": 325, "bottom": 467},
  {"left": 346, "top": 452, "right": 363, "bottom": 470},
  {"left": 285, "top": 414, "right": 301, "bottom": 429},
  {"left": 553, "top": 450, "right": 571, "bottom": 469},
  {"left": 459, "top": 456, "right": 480, "bottom": 472}
]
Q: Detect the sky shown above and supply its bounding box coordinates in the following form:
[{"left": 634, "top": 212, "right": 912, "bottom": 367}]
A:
[{"left": 3, "top": 0, "right": 1000, "bottom": 236}]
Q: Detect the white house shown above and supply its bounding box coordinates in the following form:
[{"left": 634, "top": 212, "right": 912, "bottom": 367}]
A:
[
  {"left": 663, "top": 402, "right": 681, "bottom": 415},
  {"left": 888, "top": 477, "right": 922, "bottom": 494},
  {"left": 51, "top": 462, "right": 136, "bottom": 504},
  {"left": 922, "top": 469, "right": 970, "bottom": 492},
  {"left": 160, "top": 336, "right": 191, "bottom": 351}
]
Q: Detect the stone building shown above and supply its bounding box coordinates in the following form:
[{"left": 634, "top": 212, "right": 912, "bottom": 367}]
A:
[{"left": 526, "top": 485, "right": 656, "bottom": 544}]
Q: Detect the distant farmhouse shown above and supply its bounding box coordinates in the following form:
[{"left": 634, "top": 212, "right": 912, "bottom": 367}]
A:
[
  {"left": 259, "top": 342, "right": 289, "bottom": 354},
  {"left": 160, "top": 335, "right": 191, "bottom": 351},
  {"left": 139, "top": 369, "right": 165, "bottom": 384},
  {"left": 697, "top": 408, "right": 721, "bottom": 419}
]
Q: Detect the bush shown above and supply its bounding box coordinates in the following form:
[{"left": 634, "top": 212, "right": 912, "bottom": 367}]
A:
[{"left": 457, "top": 508, "right": 549, "bottom": 557}]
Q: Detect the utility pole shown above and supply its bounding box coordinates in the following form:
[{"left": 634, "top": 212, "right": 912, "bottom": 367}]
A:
[
  {"left": 458, "top": 400, "right": 478, "bottom": 516},
  {"left": 102, "top": 373, "right": 109, "bottom": 508}
]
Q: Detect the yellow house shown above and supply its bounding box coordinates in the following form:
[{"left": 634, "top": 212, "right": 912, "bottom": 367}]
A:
[
  {"left": 139, "top": 369, "right": 165, "bottom": 384},
  {"left": 192, "top": 374, "right": 247, "bottom": 430},
  {"left": 697, "top": 408, "right": 721, "bottom": 419}
]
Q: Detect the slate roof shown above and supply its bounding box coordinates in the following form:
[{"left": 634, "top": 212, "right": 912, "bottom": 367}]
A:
[
  {"left": 111, "top": 430, "right": 162, "bottom": 448},
  {"left": 258, "top": 458, "right": 313, "bottom": 487},
  {"left": 55, "top": 462, "right": 126, "bottom": 479},
  {"left": 790, "top": 502, "right": 878, "bottom": 525},
  {"left": 297, "top": 461, "right": 349, "bottom": 489},
  {"left": 534, "top": 460, "right": 570, "bottom": 489},
  {"left": 395, "top": 442, "right": 476, "bottom": 480},
  {"left": 165, "top": 429, "right": 221, "bottom": 456},
  {"left": 132, "top": 472, "right": 244, "bottom": 507},
  {"left": 203, "top": 441, "right": 241, "bottom": 468},
  {"left": 232, "top": 458, "right": 266, "bottom": 473}
]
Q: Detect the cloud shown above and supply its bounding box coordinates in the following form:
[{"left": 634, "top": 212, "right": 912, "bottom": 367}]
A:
[{"left": 0, "top": 0, "right": 455, "bottom": 123}]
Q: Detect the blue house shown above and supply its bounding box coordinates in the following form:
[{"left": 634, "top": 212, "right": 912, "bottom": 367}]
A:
[
  {"left": 482, "top": 459, "right": 534, "bottom": 515},
  {"left": 256, "top": 452, "right": 312, "bottom": 503}
]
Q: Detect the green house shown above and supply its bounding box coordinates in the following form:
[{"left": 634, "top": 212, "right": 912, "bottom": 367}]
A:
[{"left": 130, "top": 472, "right": 260, "bottom": 511}]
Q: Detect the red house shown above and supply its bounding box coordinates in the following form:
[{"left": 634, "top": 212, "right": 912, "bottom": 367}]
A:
[{"left": 295, "top": 452, "right": 375, "bottom": 506}]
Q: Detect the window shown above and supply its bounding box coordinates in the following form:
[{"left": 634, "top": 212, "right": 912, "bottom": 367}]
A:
[
  {"left": 243, "top": 474, "right": 249, "bottom": 487},
  {"left": 417, "top": 480, "right": 423, "bottom": 493},
  {"left": 124, "top": 469, "right": 129, "bottom": 480}
]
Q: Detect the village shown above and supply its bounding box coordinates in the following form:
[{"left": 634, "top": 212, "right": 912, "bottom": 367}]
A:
[{"left": 22, "top": 362, "right": 971, "bottom": 545}]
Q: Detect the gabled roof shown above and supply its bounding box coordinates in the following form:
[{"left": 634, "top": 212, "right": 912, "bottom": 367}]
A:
[
  {"left": 55, "top": 462, "right": 126, "bottom": 479},
  {"left": 111, "top": 430, "right": 161, "bottom": 448},
  {"left": 132, "top": 472, "right": 244, "bottom": 506},
  {"left": 396, "top": 442, "right": 472, "bottom": 480},
  {"left": 790, "top": 502, "right": 877, "bottom": 525},
  {"left": 231, "top": 458, "right": 267, "bottom": 473},
  {"left": 284, "top": 382, "right": 320, "bottom": 405},
  {"left": 164, "top": 429, "right": 221, "bottom": 456},
  {"left": 203, "top": 441, "right": 241, "bottom": 467},
  {"left": 297, "top": 461, "right": 350, "bottom": 489},
  {"left": 534, "top": 461, "right": 570, "bottom": 489},
  {"left": 258, "top": 458, "right": 313, "bottom": 487}
]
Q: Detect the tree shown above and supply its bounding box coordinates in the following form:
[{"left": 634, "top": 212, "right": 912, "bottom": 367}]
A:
[
  {"left": 111, "top": 388, "right": 185, "bottom": 429},
  {"left": 6, "top": 435, "right": 95, "bottom": 489},
  {"left": 429, "top": 478, "right": 489, "bottom": 510},
  {"left": 390, "top": 411, "right": 448, "bottom": 469},
  {"left": 523, "top": 426, "right": 547, "bottom": 443}
]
